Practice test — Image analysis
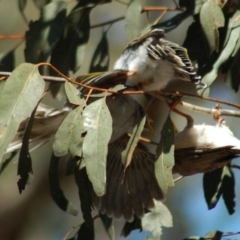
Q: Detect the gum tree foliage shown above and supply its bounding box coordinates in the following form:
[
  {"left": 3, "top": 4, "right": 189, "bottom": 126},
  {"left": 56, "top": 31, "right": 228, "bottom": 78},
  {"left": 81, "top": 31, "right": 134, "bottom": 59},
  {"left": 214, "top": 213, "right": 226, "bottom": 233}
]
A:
[{"left": 1, "top": 0, "right": 240, "bottom": 239}]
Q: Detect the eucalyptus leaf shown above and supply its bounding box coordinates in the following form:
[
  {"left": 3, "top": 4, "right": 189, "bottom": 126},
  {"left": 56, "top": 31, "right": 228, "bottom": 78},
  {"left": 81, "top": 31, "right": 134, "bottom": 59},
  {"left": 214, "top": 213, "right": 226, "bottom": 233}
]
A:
[
  {"left": 202, "top": 26, "right": 240, "bottom": 86},
  {"left": 0, "top": 51, "right": 15, "bottom": 72},
  {"left": 64, "top": 81, "right": 82, "bottom": 105},
  {"left": 82, "top": 98, "right": 112, "bottom": 196},
  {"left": 0, "top": 63, "right": 45, "bottom": 162},
  {"left": 17, "top": 106, "right": 38, "bottom": 193},
  {"left": 121, "top": 116, "right": 146, "bottom": 169},
  {"left": 74, "top": 166, "right": 93, "bottom": 230},
  {"left": 49, "top": 153, "right": 79, "bottom": 216},
  {"left": 53, "top": 102, "right": 85, "bottom": 157},
  {"left": 25, "top": 1, "right": 66, "bottom": 63},
  {"left": 222, "top": 166, "right": 235, "bottom": 214},
  {"left": 155, "top": 116, "right": 175, "bottom": 193},
  {"left": 33, "top": 0, "right": 51, "bottom": 9},
  {"left": 121, "top": 216, "right": 142, "bottom": 237},
  {"left": 89, "top": 33, "right": 109, "bottom": 72},
  {"left": 77, "top": 222, "right": 94, "bottom": 240},
  {"left": 141, "top": 200, "right": 172, "bottom": 239},
  {"left": 18, "top": 0, "right": 28, "bottom": 23},
  {"left": 50, "top": 3, "right": 91, "bottom": 75},
  {"left": 125, "top": 0, "right": 142, "bottom": 39},
  {"left": 203, "top": 167, "right": 224, "bottom": 210},
  {"left": 99, "top": 214, "right": 115, "bottom": 240},
  {"left": 204, "top": 230, "right": 223, "bottom": 239},
  {"left": 200, "top": 0, "right": 224, "bottom": 54}
]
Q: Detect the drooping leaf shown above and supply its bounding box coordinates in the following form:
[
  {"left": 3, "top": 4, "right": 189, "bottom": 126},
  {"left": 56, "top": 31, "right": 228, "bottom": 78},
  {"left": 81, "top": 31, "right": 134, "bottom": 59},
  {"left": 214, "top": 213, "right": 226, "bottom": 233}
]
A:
[
  {"left": 89, "top": 33, "right": 109, "bottom": 72},
  {"left": 121, "top": 216, "right": 142, "bottom": 237},
  {"left": 64, "top": 81, "right": 82, "bottom": 105},
  {"left": 121, "top": 116, "right": 146, "bottom": 169},
  {"left": 33, "top": 0, "right": 51, "bottom": 9},
  {"left": 18, "top": 0, "right": 28, "bottom": 23},
  {"left": 0, "top": 51, "right": 15, "bottom": 72},
  {"left": 99, "top": 213, "right": 115, "bottom": 240},
  {"left": 0, "top": 151, "right": 18, "bottom": 174},
  {"left": 203, "top": 167, "right": 223, "bottom": 209},
  {"left": 155, "top": 115, "right": 175, "bottom": 193},
  {"left": 50, "top": 3, "right": 91, "bottom": 75},
  {"left": 141, "top": 200, "right": 172, "bottom": 239},
  {"left": 200, "top": 0, "right": 225, "bottom": 54},
  {"left": 82, "top": 98, "right": 112, "bottom": 196},
  {"left": 204, "top": 230, "right": 223, "bottom": 240},
  {"left": 77, "top": 222, "right": 94, "bottom": 240},
  {"left": 53, "top": 102, "right": 85, "bottom": 157},
  {"left": 222, "top": 166, "right": 235, "bottom": 214},
  {"left": 49, "top": 153, "right": 78, "bottom": 216},
  {"left": 202, "top": 26, "right": 240, "bottom": 87},
  {"left": 17, "top": 106, "right": 38, "bottom": 193},
  {"left": 0, "top": 63, "right": 45, "bottom": 162},
  {"left": 125, "top": 0, "right": 142, "bottom": 39},
  {"left": 74, "top": 166, "right": 93, "bottom": 230},
  {"left": 25, "top": 1, "right": 67, "bottom": 63}
]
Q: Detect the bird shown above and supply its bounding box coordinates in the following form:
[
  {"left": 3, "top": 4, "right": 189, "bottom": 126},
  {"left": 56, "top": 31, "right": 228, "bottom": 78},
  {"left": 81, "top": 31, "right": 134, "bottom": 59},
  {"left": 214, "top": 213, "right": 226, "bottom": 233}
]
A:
[
  {"left": 174, "top": 115, "right": 240, "bottom": 176},
  {"left": 7, "top": 80, "right": 164, "bottom": 221},
  {"left": 114, "top": 29, "right": 203, "bottom": 91}
]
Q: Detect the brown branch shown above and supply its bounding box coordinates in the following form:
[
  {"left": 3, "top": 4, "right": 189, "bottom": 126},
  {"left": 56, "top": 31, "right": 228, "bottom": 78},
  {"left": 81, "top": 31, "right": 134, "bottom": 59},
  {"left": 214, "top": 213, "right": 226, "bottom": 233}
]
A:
[
  {"left": 0, "top": 35, "right": 25, "bottom": 39},
  {"left": 142, "top": 6, "right": 186, "bottom": 12}
]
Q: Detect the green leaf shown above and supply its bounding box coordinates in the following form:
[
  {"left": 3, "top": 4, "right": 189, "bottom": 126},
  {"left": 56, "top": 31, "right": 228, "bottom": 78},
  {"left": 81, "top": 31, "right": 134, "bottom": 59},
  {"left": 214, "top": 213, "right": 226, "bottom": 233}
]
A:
[
  {"left": 33, "top": 0, "right": 51, "bottom": 9},
  {"left": 53, "top": 102, "right": 85, "bottom": 157},
  {"left": 205, "top": 230, "right": 223, "bottom": 239},
  {"left": 200, "top": 0, "right": 224, "bottom": 54},
  {"left": 49, "top": 153, "right": 79, "bottom": 216},
  {"left": 64, "top": 81, "right": 82, "bottom": 105},
  {"left": 99, "top": 214, "right": 115, "bottom": 240},
  {"left": 82, "top": 98, "right": 112, "bottom": 196},
  {"left": 125, "top": 0, "right": 142, "bottom": 39},
  {"left": 0, "top": 79, "right": 6, "bottom": 95},
  {"left": 141, "top": 200, "right": 172, "bottom": 239},
  {"left": 17, "top": 106, "right": 38, "bottom": 193},
  {"left": 155, "top": 116, "right": 174, "bottom": 193},
  {"left": 121, "top": 116, "right": 146, "bottom": 169},
  {"left": 89, "top": 33, "right": 109, "bottom": 72},
  {"left": 0, "top": 51, "right": 15, "bottom": 72},
  {"left": 222, "top": 166, "right": 235, "bottom": 214},
  {"left": 203, "top": 167, "right": 223, "bottom": 209},
  {"left": 74, "top": 166, "right": 93, "bottom": 230},
  {"left": 121, "top": 216, "right": 142, "bottom": 237},
  {"left": 25, "top": 1, "right": 66, "bottom": 63},
  {"left": 202, "top": 26, "right": 240, "bottom": 87},
  {"left": 50, "top": 3, "right": 91, "bottom": 75},
  {"left": 0, "top": 151, "right": 18, "bottom": 174},
  {"left": 77, "top": 222, "right": 94, "bottom": 240},
  {"left": 18, "top": 0, "right": 28, "bottom": 23},
  {"left": 0, "top": 63, "right": 45, "bottom": 163}
]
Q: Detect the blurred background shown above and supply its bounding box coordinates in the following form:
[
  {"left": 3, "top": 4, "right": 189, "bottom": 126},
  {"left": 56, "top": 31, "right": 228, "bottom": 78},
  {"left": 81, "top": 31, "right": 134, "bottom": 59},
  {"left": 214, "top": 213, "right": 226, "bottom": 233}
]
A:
[{"left": 0, "top": 0, "right": 240, "bottom": 239}]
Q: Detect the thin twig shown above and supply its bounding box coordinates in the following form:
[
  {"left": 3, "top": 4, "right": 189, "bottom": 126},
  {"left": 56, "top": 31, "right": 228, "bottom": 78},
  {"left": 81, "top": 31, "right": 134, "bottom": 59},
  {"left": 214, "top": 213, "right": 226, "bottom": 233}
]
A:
[
  {"left": 0, "top": 35, "right": 25, "bottom": 39},
  {"left": 178, "top": 101, "right": 240, "bottom": 118},
  {"left": 142, "top": 6, "right": 186, "bottom": 12},
  {"left": 62, "top": 224, "right": 80, "bottom": 240},
  {"left": 91, "top": 16, "right": 125, "bottom": 28}
]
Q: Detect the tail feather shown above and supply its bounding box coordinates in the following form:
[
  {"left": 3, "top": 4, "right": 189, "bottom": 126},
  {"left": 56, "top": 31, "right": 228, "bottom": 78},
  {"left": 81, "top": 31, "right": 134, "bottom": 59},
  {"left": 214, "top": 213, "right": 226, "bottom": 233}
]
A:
[{"left": 92, "top": 135, "right": 164, "bottom": 221}]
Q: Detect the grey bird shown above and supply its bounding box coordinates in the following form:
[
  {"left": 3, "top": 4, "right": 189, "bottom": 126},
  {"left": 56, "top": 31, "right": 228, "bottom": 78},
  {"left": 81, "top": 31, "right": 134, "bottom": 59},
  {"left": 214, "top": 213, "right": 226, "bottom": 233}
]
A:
[{"left": 114, "top": 29, "right": 202, "bottom": 91}]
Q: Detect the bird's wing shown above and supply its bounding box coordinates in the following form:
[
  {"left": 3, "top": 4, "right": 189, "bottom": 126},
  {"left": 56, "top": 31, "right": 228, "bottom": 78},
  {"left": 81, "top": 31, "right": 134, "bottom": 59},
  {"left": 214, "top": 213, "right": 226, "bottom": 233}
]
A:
[
  {"left": 174, "top": 146, "right": 240, "bottom": 176},
  {"left": 92, "top": 134, "right": 164, "bottom": 221}
]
